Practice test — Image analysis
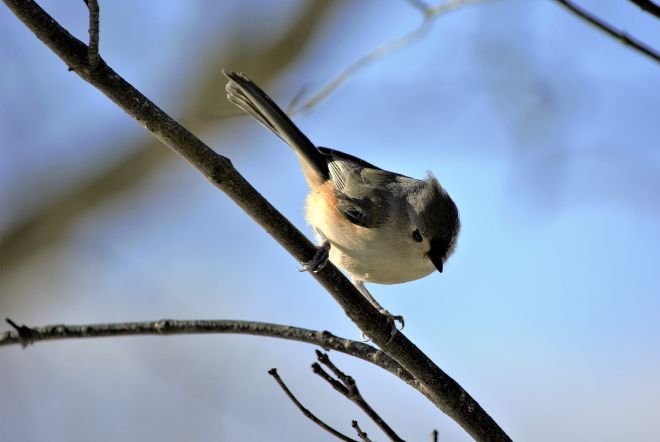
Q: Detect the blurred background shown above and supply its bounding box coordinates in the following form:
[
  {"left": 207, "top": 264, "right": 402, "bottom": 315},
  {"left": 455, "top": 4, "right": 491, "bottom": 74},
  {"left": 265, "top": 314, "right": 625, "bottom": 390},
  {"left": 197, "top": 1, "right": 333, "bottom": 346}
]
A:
[{"left": 1, "top": 0, "right": 659, "bottom": 440}]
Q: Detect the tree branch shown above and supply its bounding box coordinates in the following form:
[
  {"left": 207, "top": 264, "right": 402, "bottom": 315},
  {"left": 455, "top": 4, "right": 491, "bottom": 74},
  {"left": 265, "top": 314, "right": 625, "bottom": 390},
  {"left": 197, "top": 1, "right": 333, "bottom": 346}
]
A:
[
  {"left": 290, "top": 0, "right": 494, "bottom": 114},
  {"left": 83, "top": 0, "right": 99, "bottom": 68},
  {"left": 352, "top": 420, "right": 373, "bottom": 442},
  {"left": 290, "top": 15, "right": 433, "bottom": 114},
  {"left": 4, "top": 318, "right": 38, "bottom": 348},
  {"left": 1, "top": 1, "right": 510, "bottom": 440},
  {"left": 1, "top": 318, "right": 422, "bottom": 391},
  {"left": 313, "top": 351, "right": 404, "bottom": 442},
  {"left": 554, "top": 0, "right": 660, "bottom": 63},
  {"left": 269, "top": 368, "right": 358, "bottom": 442},
  {"left": 628, "top": 0, "right": 660, "bottom": 20},
  {"left": 0, "top": 1, "right": 336, "bottom": 276},
  {"left": 426, "top": 0, "right": 494, "bottom": 16}
]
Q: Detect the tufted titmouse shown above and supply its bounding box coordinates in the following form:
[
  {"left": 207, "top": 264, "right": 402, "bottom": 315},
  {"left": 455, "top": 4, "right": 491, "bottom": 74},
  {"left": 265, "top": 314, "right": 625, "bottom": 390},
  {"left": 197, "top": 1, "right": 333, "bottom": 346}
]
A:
[{"left": 223, "top": 70, "right": 460, "bottom": 334}]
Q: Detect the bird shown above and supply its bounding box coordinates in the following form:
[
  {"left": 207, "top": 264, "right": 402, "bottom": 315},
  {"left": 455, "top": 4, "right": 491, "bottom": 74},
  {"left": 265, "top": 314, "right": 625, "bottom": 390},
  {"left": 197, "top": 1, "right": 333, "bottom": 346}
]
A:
[{"left": 223, "top": 70, "right": 460, "bottom": 337}]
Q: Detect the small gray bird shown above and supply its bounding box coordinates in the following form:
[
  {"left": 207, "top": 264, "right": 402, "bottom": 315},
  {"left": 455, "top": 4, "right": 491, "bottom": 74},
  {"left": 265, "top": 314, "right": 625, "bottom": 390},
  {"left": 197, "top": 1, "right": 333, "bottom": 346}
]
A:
[{"left": 223, "top": 70, "right": 460, "bottom": 334}]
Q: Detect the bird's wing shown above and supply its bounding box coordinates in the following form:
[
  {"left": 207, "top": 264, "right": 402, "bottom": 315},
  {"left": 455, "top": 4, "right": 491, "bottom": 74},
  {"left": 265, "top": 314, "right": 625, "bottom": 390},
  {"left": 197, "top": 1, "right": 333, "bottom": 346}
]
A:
[{"left": 318, "top": 147, "right": 401, "bottom": 228}]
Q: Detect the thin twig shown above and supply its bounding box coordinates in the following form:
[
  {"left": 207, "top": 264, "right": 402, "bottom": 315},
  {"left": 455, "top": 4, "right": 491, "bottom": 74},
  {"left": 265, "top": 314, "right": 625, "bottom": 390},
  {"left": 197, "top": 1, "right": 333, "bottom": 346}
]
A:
[
  {"left": 83, "top": 0, "right": 100, "bottom": 68},
  {"left": 427, "top": 0, "right": 494, "bottom": 16},
  {"left": 268, "top": 369, "right": 358, "bottom": 442},
  {"left": 5, "top": 318, "right": 37, "bottom": 348},
  {"left": 291, "top": 0, "right": 493, "bottom": 114},
  {"left": 405, "top": 0, "right": 430, "bottom": 14},
  {"left": 291, "top": 16, "right": 433, "bottom": 114},
  {"left": 554, "top": 0, "right": 660, "bottom": 63},
  {"left": 628, "top": 0, "right": 660, "bottom": 20},
  {"left": 314, "top": 351, "right": 405, "bottom": 442},
  {"left": 352, "top": 420, "right": 373, "bottom": 442},
  {"left": 312, "top": 363, "right": 349, "bottom": 395},
  {"left": 1, "top": 2, "right": 511, "bottom": 440}
]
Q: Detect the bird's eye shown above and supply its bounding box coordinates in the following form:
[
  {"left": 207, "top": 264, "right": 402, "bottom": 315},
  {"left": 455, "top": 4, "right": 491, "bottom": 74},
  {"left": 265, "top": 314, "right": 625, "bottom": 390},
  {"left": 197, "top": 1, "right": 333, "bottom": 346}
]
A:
[{"left": 412, "top": 229, "right": 423, "bottom": 242}]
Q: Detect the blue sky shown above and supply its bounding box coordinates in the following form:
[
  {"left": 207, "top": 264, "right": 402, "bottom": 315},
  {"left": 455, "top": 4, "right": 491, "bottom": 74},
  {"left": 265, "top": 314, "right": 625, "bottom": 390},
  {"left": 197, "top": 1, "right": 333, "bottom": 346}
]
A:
[{"left": 1, "top": 1, "right": 659, "bottom": 441}]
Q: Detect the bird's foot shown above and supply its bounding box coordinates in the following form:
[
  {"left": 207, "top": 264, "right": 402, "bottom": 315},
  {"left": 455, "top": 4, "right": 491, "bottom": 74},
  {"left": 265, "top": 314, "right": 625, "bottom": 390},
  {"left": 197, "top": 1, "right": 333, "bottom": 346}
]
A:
[
  {"left": 359, "top": 310, "right": 405, "bottom": 344},
  {"left": 380, "top": 309, "right": 404, "bottom": 344},
  {"left": 379, "top": 309, "right": 405, "bottom": 330},
  {"left": 298, "top": 240, "right": 330, "bottom": 273}
]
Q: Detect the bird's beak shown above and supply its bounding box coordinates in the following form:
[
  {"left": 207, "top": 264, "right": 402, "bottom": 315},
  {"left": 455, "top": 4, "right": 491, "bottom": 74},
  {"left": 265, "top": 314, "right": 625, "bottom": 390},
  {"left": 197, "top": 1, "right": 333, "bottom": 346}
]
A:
[{"left": 428, "top": 248, "right": 444, "bottom": 273}]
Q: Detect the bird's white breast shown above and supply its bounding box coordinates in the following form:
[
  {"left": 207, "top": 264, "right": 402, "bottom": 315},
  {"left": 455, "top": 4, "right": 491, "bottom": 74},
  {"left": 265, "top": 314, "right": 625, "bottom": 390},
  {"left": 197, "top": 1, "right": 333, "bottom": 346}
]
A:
[{"left": 305, "top": 183, "right": 435, "bottom": 284}]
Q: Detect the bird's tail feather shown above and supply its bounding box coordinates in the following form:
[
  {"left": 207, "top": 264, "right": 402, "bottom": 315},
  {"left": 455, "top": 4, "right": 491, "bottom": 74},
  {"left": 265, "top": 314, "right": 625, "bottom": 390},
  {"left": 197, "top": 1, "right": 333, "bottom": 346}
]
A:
[{"left": 223, "top": 70, "right": 328, "bottom": 181}]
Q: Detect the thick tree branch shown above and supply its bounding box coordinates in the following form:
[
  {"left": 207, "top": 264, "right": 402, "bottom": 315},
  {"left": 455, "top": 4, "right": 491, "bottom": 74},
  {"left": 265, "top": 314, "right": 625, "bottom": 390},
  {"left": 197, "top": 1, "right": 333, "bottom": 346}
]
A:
[
  {"left": 313, "top": 351, "right": 404, "bottom": 442},
  {"left": 269, "top": 368, "right": 358, "bottom": 442},
  {"left": 1, "top": 1, "right": 509, "bottom": 440},
  {"left": 628, "top": 0, "right": 660, "bottom": 20},
  {"left": 0, "top": 1, "right": 336, "bottom": 276},
  {"left": 554, "top": 0, "right": 660, "bottom": 63}
]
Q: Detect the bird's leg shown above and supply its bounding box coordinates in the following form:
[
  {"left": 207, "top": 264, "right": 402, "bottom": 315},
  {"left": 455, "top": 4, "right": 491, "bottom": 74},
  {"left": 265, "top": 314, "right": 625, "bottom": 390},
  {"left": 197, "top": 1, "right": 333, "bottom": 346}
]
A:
[
  {"left": 298, "top": 228, "right": 330, "bottom": 273},
  {"left": 353, "top": 279, "right": 404, "bottom": 343}
]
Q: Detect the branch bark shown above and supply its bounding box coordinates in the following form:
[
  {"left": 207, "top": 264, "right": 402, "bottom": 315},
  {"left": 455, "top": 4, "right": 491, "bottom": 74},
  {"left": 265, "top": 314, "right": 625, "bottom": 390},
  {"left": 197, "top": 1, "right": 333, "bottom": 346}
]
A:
[
  {"left": 1, "top": 1, "right": 510, "bottom": 440},
  {"left": 628, "top": 0, "right": 660, "bottom": 20},
  {"left": 554, "top": 0, "right": 660, "bottom": 63},
  {"left": 352, "top": 420, "right": 373, "bottom": 442},
  {"left": 83, "top": 0, "right": 99, "bottom": 67},
  {"left": 0, "top": 1, "right": 336, "bottom": 276},
  {"left": 313, "top": 350, "right": 404, "bottom": 442},
  {"left": 1, "top": 318, "right": 421, "bottom": 389}
]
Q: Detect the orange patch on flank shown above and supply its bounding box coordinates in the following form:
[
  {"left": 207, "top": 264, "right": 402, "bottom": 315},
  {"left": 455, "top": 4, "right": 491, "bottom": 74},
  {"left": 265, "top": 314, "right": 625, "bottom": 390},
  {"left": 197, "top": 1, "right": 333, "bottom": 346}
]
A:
[
  {"left": 316, "top": 181, "right": 340, "bottom": 217},
  {"left": 305, "top": 180, "right": 362, "bottom": 238},
  {"left": 306, "top": 180, "right": 338, "bottom": 222}
]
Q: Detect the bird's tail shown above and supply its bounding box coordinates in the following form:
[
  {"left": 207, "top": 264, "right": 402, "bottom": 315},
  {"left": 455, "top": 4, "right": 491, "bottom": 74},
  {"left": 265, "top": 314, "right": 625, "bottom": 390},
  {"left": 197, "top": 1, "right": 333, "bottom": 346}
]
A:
[{"left": 223, "top": 70, "right": 329, "bottom": 182}]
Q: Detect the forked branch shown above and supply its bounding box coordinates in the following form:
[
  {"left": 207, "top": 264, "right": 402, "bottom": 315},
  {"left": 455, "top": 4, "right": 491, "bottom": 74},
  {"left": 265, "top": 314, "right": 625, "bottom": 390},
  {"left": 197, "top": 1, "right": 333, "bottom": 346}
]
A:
[
  {"left": 1, "top": 1, "right": 510, "bottom": 440},
  {"left": 313, "top": 350, "right": 404, "bottom": 441},
  {"left": 269, "top": 368, "right": 358, "bottom": 442}
]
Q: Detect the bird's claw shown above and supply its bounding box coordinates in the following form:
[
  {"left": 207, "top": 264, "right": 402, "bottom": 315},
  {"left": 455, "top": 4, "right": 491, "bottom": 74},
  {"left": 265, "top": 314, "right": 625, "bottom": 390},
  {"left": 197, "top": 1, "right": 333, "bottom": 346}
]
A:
[
  {"left": 380, "top": 309, "right": 404, "bottom": 344},
  {"left": 298, "top": 241, "right": 330, "bottom": 273},
  {"left": 359, "top": 310, "right": 405, "bottom": 344},
  {"left": 379, "top": 309, "right": 404, "bottom": 330}
]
